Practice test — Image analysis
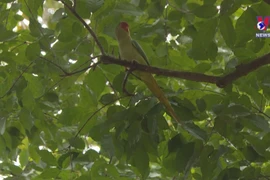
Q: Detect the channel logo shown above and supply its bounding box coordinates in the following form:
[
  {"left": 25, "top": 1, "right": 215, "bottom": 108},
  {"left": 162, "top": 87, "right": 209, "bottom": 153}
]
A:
[{"left": 256, "top": 16, "right": 270, "bottom": 38}]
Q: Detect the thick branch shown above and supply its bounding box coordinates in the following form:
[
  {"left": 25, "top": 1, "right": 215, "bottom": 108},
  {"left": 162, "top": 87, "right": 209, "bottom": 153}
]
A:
[
  {"left": 100, "top": 53, "right": 270, "bottom": 88},
  {"left": 216, "top": 53, "right": 270, "bottom": 87},
  {"left": 100, "top": 55, "right": 218, "bottom": 84}
]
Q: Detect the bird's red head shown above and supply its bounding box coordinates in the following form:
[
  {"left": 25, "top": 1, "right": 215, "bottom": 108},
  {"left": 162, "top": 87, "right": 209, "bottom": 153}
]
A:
[{"left": 119, "top": 22, "right": 129, "bottom": 32}]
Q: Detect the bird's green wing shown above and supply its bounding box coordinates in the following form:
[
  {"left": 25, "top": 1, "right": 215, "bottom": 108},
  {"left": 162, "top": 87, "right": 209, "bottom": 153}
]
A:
[{"left": 131, "top": 39, "right": 150, "bottom": 66}]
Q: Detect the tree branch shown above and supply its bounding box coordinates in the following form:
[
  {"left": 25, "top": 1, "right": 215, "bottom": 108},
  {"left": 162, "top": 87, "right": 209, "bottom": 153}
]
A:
[
  {"left": 216, "top": 53, "right": 270, "bottom": 87},
  {"left": 100, "top": 53, "right": 270, "bottom": 88},
  {"left": 122, "top": 69, "right": 135, "bottom": 96},
  {"left": 57, "top": 0, "right": 105, "bottom": 55},
  {"left": 74, "top": 96, "right": 127, "bottom": 138},
  {"left": 100, "top": 55, "right": 218, "bottom": 84},
  {"left": 0, "top": 61, "right": 34, "bottom": 99}
]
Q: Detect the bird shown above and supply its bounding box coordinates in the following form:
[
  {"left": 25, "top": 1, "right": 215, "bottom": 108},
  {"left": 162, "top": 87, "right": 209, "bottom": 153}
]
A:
[{"left": 115, "top": 22, "right": 182, "bottom": 125}]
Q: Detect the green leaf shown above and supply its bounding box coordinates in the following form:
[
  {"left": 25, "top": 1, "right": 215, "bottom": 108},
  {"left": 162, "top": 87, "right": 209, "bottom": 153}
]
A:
[
  {"left": 218, "top": 168, "right": 241, "bottom": 180},
  {"left": 219, "top": 16, "right": 236, "bottom": 48},
  {"left": 72, "top": 22, "right": 83, "bottom": 35},
  {"left": 29, "top": 145, "right": 40, "bottom": 163},
  {"left": 193, "top": 62, "right": 211, "bottom": 73},
  {"left": 191, "top": 18, "right": 218, "bottom": 60},
  {"left": 162, "top": 152, "right": 178, "bottom": 173},
  {"left": 23, "top": 73, "right": 44, "bottom": 98},
  {"left": 168, "top": 134, "right": 184, "bottom": 153},
  {"left": 0, "top": 117, "right": 6, "bottom": 135},
  {"left": 19, "top": 149, "right": 29, "bottom": 168},
  {"left": 173, "top": 0, "right": 187, "bottom": 7},
  {"left": 235, "top": 8, "right": 257, "bottom": 45},
  {"left": 79, "top": 85, "right": 98, "bottom": 108},
  {"left": 220, "top": 0, "right": 242, "bottom": 16},
  {"left": 43, "top": 92, "right": 59, "bottom": 102},
  {"left": 193, "top": 5, "right": 218, "bottom": 18},
  {"left": 147, "top": 1, "right": 164, "bottom": 18},
  {"left": 21, "top": 87, "right": 36, "bottom": 111},
  {"left": 38, "top": 168, "right": 60, "bottom": 179},
  {"left": 233, "top": 47, "right": 257, "bottom": 62},
  {"left": 25, "top": 43, "right": 40, "bottom": 61},
  {"left": 244, "top": 134, "right": 266, "bottom": 156},
  {"left": 127, "top": 121, "right": 142, "bottom": 145},
  {"left": 155, "top": 43, "right": 167, "bottom": 57},
  {"left": 8, "top": 164, "right": 22, "bottom": 175},
  {"left": 99, "top": 93, "right": 118, "bottom": 105},
  {"left": 184, "top": 123, "right": 208, "bottom": 141},
  {"left": 51, "top": 8, "right": 66, "bottom": 22},
  {"left": 84, "top": 69, "right": 106, "bottom": 98},
  {"left": 69, "top": 137, "right": 85, "bottom": 149},
  {"left": 92, "top": 0, "right": 116, "bottom": 19},
  {"left": 90, "top": 159, "right": 108, "bottom": 178},
  {"left": 221, "top": 104, "right": 251, "bottom": 117},
  {"left": 135, "top": 98, "right": 158, "bottom": 115},
  {"left": 241, "top": 166, "right": 260, "bottom": 179},
  {"left": 29, "top": 18, "right": 42, "bottom": 37},
  {"left": 75, "top": 40, "right": 92, "bottom": 55},
  {"left": 38, "top": 150, "right": 57, "bottom": 166},
  {"left": 114, "top": 2, "right": 143, "bottom": 16},
  {"left": 24, "top": 0, "right": 44, "bottom": 17},
  {"left": 196, "top": 98, "right": 206, "bottom": 112},
  {"left": 0, "top": 30, "right": 17, "bottom": 42},
  {"left": 241, "top": 115, "right": 270, "bottom": 132},
  {"left": 1, "top": 0, "right": 16, "bottom": 2},
  {"left": 58, "top": 152, "right": 72, "bottom": 168},
  {"left": 131, "top": 146, "right": 149, "bottom": 179},
  {"left": 19, "top": 108, "right": 34, "bottom": 131},
  {"left": 59, "top": 107, "right": 81, "bottom": 125},
  {"left": 168, "top": 10, "right": 184, "bottom": 21},
  {"left": 204, "top": 0, "right": 217, "bottom": 5},
  {"left": 0, "top": 136, "right": 6, "bottom": 157},
  {"left": 200, "top": 145, "right": 216, "bottom": 179},
  {"left": 112, "top": 72, "right": 135, "bottom": 95},
  {"left": 175, "top": 142, "right": 195, "bottom": 172},
  {"left": 76, "top": 0, "right": 104, "bottom": 18}
]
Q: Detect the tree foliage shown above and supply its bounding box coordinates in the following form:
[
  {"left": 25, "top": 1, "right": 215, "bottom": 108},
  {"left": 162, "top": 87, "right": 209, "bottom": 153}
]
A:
[{"left": 1, "top": 0, "right": 270, "bottom": 179}]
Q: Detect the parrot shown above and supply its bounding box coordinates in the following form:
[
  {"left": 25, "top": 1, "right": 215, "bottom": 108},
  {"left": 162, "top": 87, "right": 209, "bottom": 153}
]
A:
[{"left": 115, "top": 22, "right": 182, "bottom": 125}]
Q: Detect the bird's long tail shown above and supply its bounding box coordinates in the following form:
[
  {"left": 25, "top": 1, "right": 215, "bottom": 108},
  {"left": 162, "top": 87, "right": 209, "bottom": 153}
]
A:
[{"left": 139, "top": 72, "right": 182, "bottom": 125}]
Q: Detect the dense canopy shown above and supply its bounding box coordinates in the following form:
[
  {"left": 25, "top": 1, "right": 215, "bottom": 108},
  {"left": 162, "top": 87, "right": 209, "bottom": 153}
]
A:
[{"left": 1, "top": 0, "right": 270, "bottom": 179}]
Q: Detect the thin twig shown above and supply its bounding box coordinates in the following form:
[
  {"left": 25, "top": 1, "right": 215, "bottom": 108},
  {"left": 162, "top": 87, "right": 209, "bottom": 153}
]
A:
[
  {"left": 44, "top": 112, "right": 59, "bottom": 120},
  {"left": 39, "top": 56, "right": 69, "bottom": 75},
  {"left": 166, "top": 0, "right": 191, "bottom": 14},
  {"left": 122, "top": 69, "right": 135, "bottom": 96},
  {"left": 164, "top": 3, "right": 169, "bottom": 65},
  {"left": 60, "top": 62, "right": 101, "bottom": 77},
  {"left": 73, "top": 56, "right": 98, "bottom": 69},
  {"left": 104, "top": 74, "right": 118, "bottom": 95},
  {"left": 252, "top": 106, "right": 270, "bottom": 120},
  {"left": 5, "top": 2, "right": 13, "bottom": 27},
  {"left": 74, "top": 96, "right": 127, "bottom": 138},
  {"left": 10, "top": 41, "right": 28, "bottom": 52},
  {"left": 0, "top": 61, "right": 34, "bottom": 99},
  {"left": 24, "top": 0, "right": 57, "bottom": 58},
  {"left": 73, "top": 0, "right": 77, "bottom": 9},
  {"left": 57, "top": 0, "right": 105, "bottom": 55},
  {"left": 24, "top": 0, "right": 45, "bottom": 37},
  {"left": 37, "top": 56, "right": 100, "bottom": 99},
  {"left": 37, "top": 77, "right": 65, "bottom": 99}
]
